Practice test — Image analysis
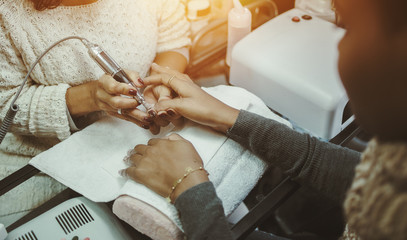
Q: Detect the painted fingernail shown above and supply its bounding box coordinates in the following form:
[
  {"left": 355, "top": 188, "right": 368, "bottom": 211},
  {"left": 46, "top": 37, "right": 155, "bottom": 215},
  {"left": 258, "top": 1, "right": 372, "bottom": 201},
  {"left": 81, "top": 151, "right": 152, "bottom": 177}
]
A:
[
  {"left": 148, "top": 109, "right": 157, "bottom": 117},
  {"left": 118, "top": 169, "right": 128, "bottom": 178},
  {"left": 158, "top": 112, "right": 169, "bottom": 119},
  {"left": 142, "top": 124, "right": 150, "bottom": 129},
  {"left": 138, "top": 78, "right": 144, "bottom": 85},
  {"left": 167, "top": 109, "right": 176, "bottom": 117},
  {"left": 292, "top": 16, "right": 300, "bottom": 22},
  {"left": 144, "top": 117, "right": 153, "bottom": 122},
  {"left": 302, "top": 15, "right": 312, "bottom": 20},
  {"left": 129, "top": 89, "right": 137, "bottom": 96}
]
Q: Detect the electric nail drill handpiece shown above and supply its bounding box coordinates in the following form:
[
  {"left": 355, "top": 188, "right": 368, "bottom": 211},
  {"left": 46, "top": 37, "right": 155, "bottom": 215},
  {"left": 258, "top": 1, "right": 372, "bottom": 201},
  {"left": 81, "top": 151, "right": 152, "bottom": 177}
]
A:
[{"left": 81, "top": 39, "right": 155, "bottom": 116}]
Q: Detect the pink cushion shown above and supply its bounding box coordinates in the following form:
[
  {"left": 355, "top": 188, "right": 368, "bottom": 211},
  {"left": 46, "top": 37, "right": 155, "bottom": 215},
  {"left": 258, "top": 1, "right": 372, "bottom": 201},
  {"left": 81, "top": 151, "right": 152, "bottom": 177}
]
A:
[{"left": 113, "top": 195, "right": 184, "bottom": 240}]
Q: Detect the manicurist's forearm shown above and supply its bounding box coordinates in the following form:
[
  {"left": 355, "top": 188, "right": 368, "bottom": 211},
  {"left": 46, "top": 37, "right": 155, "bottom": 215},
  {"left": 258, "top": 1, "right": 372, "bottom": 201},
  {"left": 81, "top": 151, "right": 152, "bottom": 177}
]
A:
[
  {"left": 227, "top": 110, "right": 361, "bottom": 204},
  {"left": 175, "top": 182, "right": 233, "bottom": 240}
]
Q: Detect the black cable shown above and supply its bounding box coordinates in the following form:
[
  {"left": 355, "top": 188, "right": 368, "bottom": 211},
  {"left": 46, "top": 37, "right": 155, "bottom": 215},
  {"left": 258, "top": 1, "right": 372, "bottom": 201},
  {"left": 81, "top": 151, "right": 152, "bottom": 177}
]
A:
[{"left": 0, "top": 36, "right": 87, "bottom": 144}]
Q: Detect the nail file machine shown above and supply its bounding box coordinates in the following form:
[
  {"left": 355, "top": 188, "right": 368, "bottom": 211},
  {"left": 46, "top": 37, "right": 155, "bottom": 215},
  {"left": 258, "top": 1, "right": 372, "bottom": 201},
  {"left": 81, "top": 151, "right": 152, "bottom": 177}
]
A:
[{"left": 5, "top": 197, "right": 132, "bottom": 240}]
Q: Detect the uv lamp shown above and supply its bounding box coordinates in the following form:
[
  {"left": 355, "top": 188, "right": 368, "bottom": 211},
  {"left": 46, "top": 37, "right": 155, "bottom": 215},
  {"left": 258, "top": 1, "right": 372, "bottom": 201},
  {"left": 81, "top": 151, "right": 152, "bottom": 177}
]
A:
[{"left": 230, "top": 8, "right": 352, "bottom": 139}]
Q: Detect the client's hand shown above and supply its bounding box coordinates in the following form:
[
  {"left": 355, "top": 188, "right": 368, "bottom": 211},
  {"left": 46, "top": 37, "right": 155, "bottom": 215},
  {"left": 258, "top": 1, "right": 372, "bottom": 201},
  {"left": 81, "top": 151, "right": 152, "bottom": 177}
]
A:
[
  {"left": 67, "top": 69, "right": 159, "bottom": 131},
  {"left": 121, "top": 133, "right": 209, "bottom": 203},
  {"left": 93, "top": 70, "right": 155, "bottom": 130},
  {"left": 143, "top": 63, "right": 240, "bottom": 133}
]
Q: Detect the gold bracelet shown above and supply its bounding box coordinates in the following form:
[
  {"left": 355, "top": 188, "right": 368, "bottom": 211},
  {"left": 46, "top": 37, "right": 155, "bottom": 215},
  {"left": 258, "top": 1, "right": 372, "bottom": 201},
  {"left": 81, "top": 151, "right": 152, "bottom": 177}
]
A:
[{"left": 166, "top": 166, "right": 208, "bottom": 203}]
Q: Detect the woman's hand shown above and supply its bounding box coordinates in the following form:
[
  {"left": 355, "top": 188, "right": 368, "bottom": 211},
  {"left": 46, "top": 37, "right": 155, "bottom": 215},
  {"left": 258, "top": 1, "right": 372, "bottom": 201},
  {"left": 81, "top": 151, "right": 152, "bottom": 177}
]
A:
[
  {"left": 121, "top": 133, "right": 209, "bottom": 202},
  {"left": 142, "top": 81, "right": 184, "bottom": 135},
  {"left": 66, "top": 69, "right": 154, "bottom": 130},
  {"left": 143, "top": 63, "right": 240, "bottom": 133}
]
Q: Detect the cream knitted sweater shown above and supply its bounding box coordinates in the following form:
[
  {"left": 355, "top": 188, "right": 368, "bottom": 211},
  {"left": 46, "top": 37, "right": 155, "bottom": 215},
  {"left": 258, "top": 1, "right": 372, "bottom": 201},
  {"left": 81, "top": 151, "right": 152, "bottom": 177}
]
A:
[
  {"left": 0, "top": 0, "right": 190, "bottom": 156},
  {"left": 0, "top": 0, "right": 190, "bottom": 222}
]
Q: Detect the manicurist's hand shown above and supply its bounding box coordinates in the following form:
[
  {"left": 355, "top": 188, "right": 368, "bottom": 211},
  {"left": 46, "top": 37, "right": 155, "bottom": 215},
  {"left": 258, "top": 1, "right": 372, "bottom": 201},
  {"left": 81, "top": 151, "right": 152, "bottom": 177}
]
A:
[
  {"left": 121, "top": 133, "right": 209, "bottom": 203},
  {"left": 142, "top": 76, "right": 185, "bottom": 135},
  {"left": 66, "top": 69, "right": 155, "bottom": 131},
  {"left": 143, "top": 63, "right": 240, "bottom": 133}
]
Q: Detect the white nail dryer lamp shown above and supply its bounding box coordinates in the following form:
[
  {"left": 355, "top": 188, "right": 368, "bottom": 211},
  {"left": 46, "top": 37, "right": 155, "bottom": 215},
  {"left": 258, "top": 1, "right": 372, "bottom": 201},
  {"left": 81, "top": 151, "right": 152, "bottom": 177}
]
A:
[{"left": 229, "top": 8, "right": 352, "bottom": 139}]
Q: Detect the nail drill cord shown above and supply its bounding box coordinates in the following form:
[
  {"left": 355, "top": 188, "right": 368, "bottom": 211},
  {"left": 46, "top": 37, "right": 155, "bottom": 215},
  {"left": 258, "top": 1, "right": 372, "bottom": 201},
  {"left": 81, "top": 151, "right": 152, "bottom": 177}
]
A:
[{"left": 0, "top": 36, "right": 152, "bottom": 144}]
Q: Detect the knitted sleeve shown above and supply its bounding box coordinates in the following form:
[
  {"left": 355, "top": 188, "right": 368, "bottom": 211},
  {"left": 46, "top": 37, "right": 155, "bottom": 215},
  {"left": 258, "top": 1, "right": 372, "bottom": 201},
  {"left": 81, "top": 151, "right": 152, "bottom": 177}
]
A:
[
  {"left": 155, "top": 0, "right": 191, "bottom": 53},
  {"left": 227, "top": 110, "right": 361, "bottom": 204},
  {"left": 175, "top": 181, "right": 234, "bottom": 240},
  {"left": 344, "top": 139, "right": 407, "bottom": 239},
  {"left": 0, "top": 17, "right": 71, "bottom": 140}
]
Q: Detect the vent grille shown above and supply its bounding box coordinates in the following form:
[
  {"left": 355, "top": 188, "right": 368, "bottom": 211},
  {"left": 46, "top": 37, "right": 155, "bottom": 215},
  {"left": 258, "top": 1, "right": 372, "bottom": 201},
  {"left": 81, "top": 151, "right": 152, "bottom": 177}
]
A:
[
  {"left": 14, "top": 230, "right": 38, "bottom": 240},
  {"left": 55, "top": 203, "right": 94, "bottom": 235}
]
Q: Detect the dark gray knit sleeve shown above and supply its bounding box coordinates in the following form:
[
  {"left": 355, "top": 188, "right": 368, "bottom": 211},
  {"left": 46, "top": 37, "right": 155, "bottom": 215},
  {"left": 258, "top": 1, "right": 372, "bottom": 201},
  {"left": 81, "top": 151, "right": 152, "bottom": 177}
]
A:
[
  {"left": 175, "top": 181, "right": 233, "bottom": 240},
  {"left": 227, "top": 110, "right": 361, "bottom": 204}
]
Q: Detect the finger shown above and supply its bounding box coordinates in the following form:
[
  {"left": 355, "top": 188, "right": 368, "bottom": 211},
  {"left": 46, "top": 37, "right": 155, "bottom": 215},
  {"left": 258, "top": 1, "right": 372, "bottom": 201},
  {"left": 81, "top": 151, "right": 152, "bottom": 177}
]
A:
[
  {"left": 143, "top": 74, "right": 185, "bottom": 95},
  {"left": 150, "top": 63, "right": 177, "bottom": 76},
  {"left": 119, "top": 166, "right": 139, "bottom": 181},
  {"left": 171, "top": 117, "right": 185, "bottom": 128},
  {"left": 149, "top": 123, "right": 161, "bottom": 135},
  {"left": 147, "top": 138, "right": 161, "bottom": 146},
  {"left": 167, "top": 133, "right": 184, "bottom": 141},
  {"left": 123, "top": 69, "right": 143, "bottom": 88},
  {"left": 108, "top": 111, "right": 150, "bottom": 130},
  {"left": 150, "top": 63, "right": 192, "bottom": 82},
  {"left": 123, "top": 151, "right": 142, "bottom": 166},
  {"left": 126, "top": 108, "right": 152, "bottom": 123},
  {"left": 155, "top": 112, "right": 171, "bottom": 127},
  {"left": 154, "top": 98, "right": 183, "bottom": 113},
  {"left": 96, "top": 86, "right": 140, "bottom": 109},
  {"left": 123, "top": 149, "right": 136, "bottom": 165},
  {"left": 99, "top": 74, "right": 135, "bottom": 96},
  {"left": 153, "top": 85, "right": 172, "bottom": 102},
  {"left": 129, "top": 152, "right": 143, "bottom": 166},
  {"left": 166, "top": 108, "right": 181, "bottom": 120},
  {"left": 134, "top": 144, "right": 148, "bottom": 155}
]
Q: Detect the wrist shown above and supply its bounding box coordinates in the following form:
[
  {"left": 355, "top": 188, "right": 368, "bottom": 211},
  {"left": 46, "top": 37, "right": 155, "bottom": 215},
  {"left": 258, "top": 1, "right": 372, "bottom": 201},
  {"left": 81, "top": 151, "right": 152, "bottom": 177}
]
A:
[
  {"left": 213, "top": 106, "right": 240, "bottom": 134},
  {"left": 171, "top": 169, "right": 209, "bottom": 202},
  {"left": 66, "top": 81, "right": 100, "bottom": 117}
]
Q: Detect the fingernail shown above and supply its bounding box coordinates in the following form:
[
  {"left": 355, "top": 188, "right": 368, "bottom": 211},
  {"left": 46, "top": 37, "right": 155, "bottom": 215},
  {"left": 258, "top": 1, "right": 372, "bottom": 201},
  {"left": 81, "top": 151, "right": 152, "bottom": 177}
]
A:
[
  {"left": 118, "top": 169, "right": 128, "bottom": 178},
  {"left": 144, "top": 117, "right": 153, "bottom": 122},
  {"left": 127, "top": 149, "right": 136, "bottom": 155},
  {"left": 123, "top": 155, "right": 131, "bottom": 165},
  {"left": 152, "top": 63, "right": 158, "bottom": 66},
  {"left": 158, "top": 112, "right": 169, "bottom": 119},
  {"left": 148, "top": 109, "right": 157, "bottom": 117},
  {"left": 142, "top": 124, "right": 150, "bottom": 129},
  {"left": 129, "top": 89, "right": 137, "bottom": 96},
  {"left": 167, "top": 109, "right": 176, "bottom": 117},
  {"left": 138, "top": 78, "right": 144, "bottom": 86}
]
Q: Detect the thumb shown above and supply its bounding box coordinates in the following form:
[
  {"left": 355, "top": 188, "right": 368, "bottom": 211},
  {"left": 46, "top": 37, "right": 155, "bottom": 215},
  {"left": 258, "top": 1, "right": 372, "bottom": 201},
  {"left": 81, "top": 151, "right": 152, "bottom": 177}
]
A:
[
  {"left": 154, "top": 85, "right": 172, "bottom": 102},
  {"left": 144, "top": 74, "right": 183, "bottom": 96}
]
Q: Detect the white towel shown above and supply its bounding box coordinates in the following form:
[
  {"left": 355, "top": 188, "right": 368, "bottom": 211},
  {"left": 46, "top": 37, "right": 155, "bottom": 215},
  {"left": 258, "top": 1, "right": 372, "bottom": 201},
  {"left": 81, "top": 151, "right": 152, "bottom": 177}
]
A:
[{"left": 30, "top": 85, "right": 291, "bottom": 237}]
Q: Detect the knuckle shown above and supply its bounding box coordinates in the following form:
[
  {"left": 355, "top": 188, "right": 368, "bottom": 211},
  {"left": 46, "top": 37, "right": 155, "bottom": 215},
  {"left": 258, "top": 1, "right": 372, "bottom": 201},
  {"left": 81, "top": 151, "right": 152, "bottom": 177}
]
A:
[
  {"left": 110, "top": 98, "right": 121, "bottom": 108},
  {"left": 145, "top": 147, "right": 154, "bottom": 155}
]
